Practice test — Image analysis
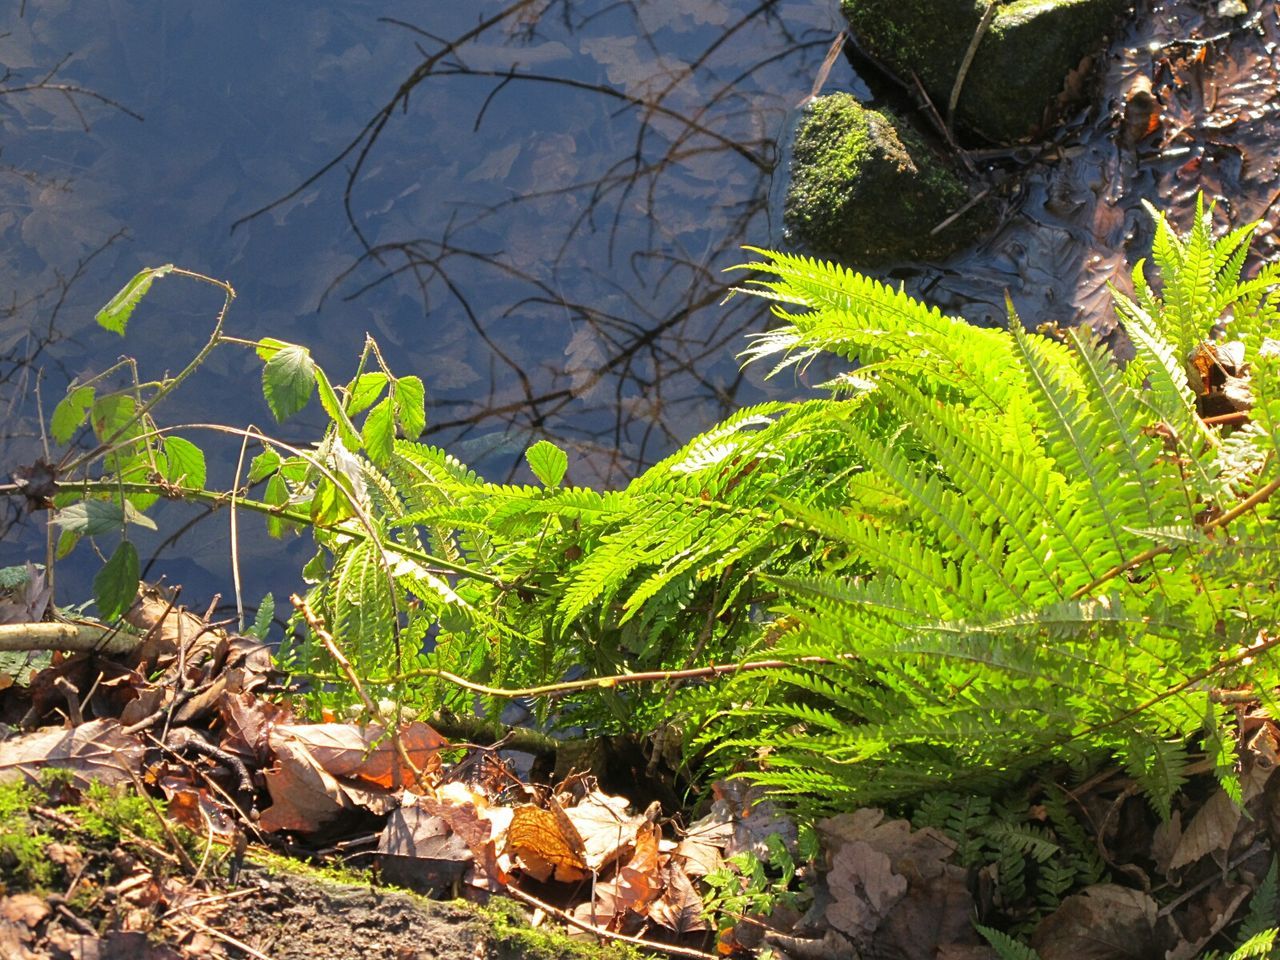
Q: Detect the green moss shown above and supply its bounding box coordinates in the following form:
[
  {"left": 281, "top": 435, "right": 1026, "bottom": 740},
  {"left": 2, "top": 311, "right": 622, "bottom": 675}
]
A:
[
  {"left": 842, "top": 0, "right": 1128, "bottom": 142},
  {"left": 475, "top": 896, "right": 639, "bottom": 960},
  {"left": 249, "top": 850, "right": 639, "bottom": 960},
  {"left": 784, "top": 94, "right": 982, "bottom": 265},
  {"left": 247, "top": 848, "right": 377, "bottom": 888},
  {"left": 0, "top": 781, "right": 56, "bottom": 891}
]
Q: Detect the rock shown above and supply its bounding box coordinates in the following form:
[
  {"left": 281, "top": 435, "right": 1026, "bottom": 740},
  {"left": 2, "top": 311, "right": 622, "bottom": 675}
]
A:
[
  {"left": 842, "top": 0, "right": 1130, "bottom": 143},
  {"left": 784, "top": 94, "right": 983, "bottom": 266}
]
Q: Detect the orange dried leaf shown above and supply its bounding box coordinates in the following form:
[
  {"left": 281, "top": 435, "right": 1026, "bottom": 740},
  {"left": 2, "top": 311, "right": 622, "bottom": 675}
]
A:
[{"left": 507, "top": 802, "right": 588, "bottom": 883}]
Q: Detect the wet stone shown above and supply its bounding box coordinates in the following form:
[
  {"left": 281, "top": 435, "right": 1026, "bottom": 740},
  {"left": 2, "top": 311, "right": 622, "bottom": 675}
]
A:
[
  {"left": 842, "top": 0, "right": 1130, "bottom": 143},
  {"left": 784, "top": 94, "right": 987, "bottom": 266}
]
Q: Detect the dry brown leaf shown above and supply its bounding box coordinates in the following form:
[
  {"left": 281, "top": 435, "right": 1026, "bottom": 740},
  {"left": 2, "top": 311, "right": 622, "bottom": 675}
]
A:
[
  {"left": 270, "top": 721, "right": 446, "bottom": 789},
  {"left": 1169, "top": 788, "right": 1240, "bottom": 871},
  {"left": 1165, "top": 882, "right": 1251, "bottom": 960},
  {"left": 216, "top": 691, "right": 291, "bottom": 762},
  {"left": 124, "top": 586, "right": 224, "bottom": 671},
  {"left": 257, "top": 730, "right": 394, "bottom": 832},
  {"left": 877, "top": 863, "right": 992, "bottom": 960},
  {"left": 824, "top": 840, "right": 907, "bottom": 941},
  {"left": 1031, "top": 884, "right": 1159, "bottom": 960},
  {"left": 506, "top": 802, "right": 588, "bottom": 883},
  {"left": 422, "top": 783, "right": 506, "bottom": 889},
  {"left": 711, "top": 780, "right": 797, "bottom": 859},
  {"left": 616, "top": 822, "right": 663, "bottom": 916},
  {"left": 650, "top": 860, "right": 708, "bottom": 933},
  {"left": 819, "top": 808, "right": 955, "bottom": 881},
  {"left": 0, "top": 718, "right": 143, "bottom": 788},
  {"left": 378, "top": 800, "right": 473, "bottom": 890},
  {"left": 564, "top": 789, "right": 647, "bottom": 871}
]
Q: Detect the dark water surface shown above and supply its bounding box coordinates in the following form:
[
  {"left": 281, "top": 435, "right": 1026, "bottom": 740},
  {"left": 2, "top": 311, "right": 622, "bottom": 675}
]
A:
[
  {"left": 0, "top": 1, "right": 842, "bottom": 604},
  {"left": 2, "top": 0, "right": 1277, "bottom": 611}
]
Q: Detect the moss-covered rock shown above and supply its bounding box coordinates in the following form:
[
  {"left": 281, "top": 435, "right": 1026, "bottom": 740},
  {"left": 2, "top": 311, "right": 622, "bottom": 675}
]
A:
[
  {"left": 784, "top": 94, "right": 981, "bottom": 265},
  {"left": 842, "top": 0, "right": 1129, "bottom": 143}
]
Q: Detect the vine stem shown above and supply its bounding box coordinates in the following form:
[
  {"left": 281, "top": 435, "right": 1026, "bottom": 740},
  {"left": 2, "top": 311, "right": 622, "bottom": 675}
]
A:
[
  {"left": 299, "top": 653, "right": 853, "bottom": 701},
  {"left": 64, "top": 268, "right": 236, "bottom": 476}
]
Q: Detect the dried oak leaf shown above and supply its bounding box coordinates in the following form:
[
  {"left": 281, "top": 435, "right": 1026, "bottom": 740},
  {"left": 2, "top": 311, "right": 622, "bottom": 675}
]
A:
[
  {"left": 1030, "top": 884, "right": 1160, "bottom": 960},
  {"left": 650, "top": 860, "right": 708, "bottom": 934},
  {"left": 0, "top": 718, "right": 143, "bottom": 788},
  {"left": 506, "top": 801, "right": 588, "bottom": 883},
  {"left": 270, "top": 721, "right": 446, "bottom": 790},
  {"left": 824, "top": 840, "right": 908, "bottom": 941}
]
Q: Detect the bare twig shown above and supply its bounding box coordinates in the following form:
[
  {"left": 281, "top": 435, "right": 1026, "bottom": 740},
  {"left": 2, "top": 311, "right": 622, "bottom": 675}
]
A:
[
  {"left": 948, "top": 0, "right": 998, "bottom": 133},
  {"left": 504, "top": 884, "right": 719, "bottom": 960}
]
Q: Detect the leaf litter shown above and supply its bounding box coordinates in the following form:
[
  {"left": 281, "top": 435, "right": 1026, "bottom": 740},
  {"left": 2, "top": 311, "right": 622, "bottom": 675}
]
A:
[{"left": 1, "top": 575, "right": 1280, "bottom": 960}]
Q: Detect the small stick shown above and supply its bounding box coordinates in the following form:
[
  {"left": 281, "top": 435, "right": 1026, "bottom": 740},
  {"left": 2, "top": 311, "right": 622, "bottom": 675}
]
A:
[
  {"left": 948, "top": 0, "right": 999, "bottom": 133},
  {"left": 504, "top": 884, "right": 720, "bottom": 960},
  {"left": 911, "top": 71, "right": 976, "bottom": 176},
  {"left": 797, "top": 31, "right": 847, "bottom": 108},
  {"left": 931, "top": 186, "right": 992, "bottom": 235},
  {"left": 172, "top": 913, "right": 277, "bottom": 960}
]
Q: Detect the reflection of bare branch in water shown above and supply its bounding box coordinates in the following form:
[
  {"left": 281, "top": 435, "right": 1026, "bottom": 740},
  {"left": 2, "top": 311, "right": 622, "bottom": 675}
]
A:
[
  {"left": 0, "top": 54, "right": 143, "bottom": 131},
  {"left": 236, "top": 0, "right": 836, "bottom": 484},
  {"left": 0, "top": 230, "right": 128, "bottom": 542}
]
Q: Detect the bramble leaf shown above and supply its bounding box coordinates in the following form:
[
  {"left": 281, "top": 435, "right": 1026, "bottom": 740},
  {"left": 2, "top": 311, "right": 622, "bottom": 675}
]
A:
[
  {"left": 347, "top": 373, "right": 388, "bottom": 416},
  {"left": 50, "top": 386, "right": 95, "bottom": 444},
  {"left": 94, "top": 540, "right": 139, "bottom": 621},
  {"left": 362, "top": 397, "right": 395, "bottom": 466},
  {"left": 163, "top": 436, "right": 206, "bottom": 490},
  {"left": 96, "top": 265, "right": 174, "bottom": 335},
  {"left": 54, "top": 500, "right": 157, "bottom": 536},
  {"left": 526, "top": 440, "right": 568, "bottom": 488},
  {"left": 393, "top": 375, "right": 426, "bottom": 438},
  {"left": 261, "top": 342, "right": 316, "bottom": 421}
]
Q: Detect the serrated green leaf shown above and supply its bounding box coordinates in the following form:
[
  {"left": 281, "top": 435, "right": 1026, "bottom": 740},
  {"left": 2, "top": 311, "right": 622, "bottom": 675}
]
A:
[
  {"left": 94, "top": 540, "right": 139, "bottom": 621},
  {"left": 526, "top": 440, "right": 568, "bottom": 487},
  {"left": 347, "top": 373, "right": 388, "bottom": 416},
  {"left": 314, "top": 367, "right": 361, "bottom": 450},
  {"left": 310, "top": 476, "right": 355, "bottom": 525},
  {"left": 263, "top": 473, "right": 290, "bottom": 538},
  {"left": 393, "top": 376, "right": 426, "bottom": 438},
  {"left": 362, "top": 397, "right": 395, "bottom": 466},
  {"left": 248, "top": 449, "right": 282, "bottom": 484},
  {"left": 50, "top": 385, "right": 96, "bottom": 445},
  {"left": 261, "top": 343, "right": 316, "bottom": 421},
  {"left": 54, "top": 500, "right": 156, "bottom": 535},
  {"left": 55, "top": 528, "right": 80, "bottom": 560},
  {"left": 163, "top": 436, "right": 206, "bottom": 490},
  {"left": 250, "top": 593, "right": 275, "bottom": 640},
  {"left": 90, "top": 394, "right": 138, "bottom": 443},
  {"left": 96, "top": 265, "right": 174, "bottom": 335},
  {"left": 302, "top": 551, "right": 328, "bottom": 583},
  {"left": 254, "top": 337, "right": 290, "bottom": 361}
]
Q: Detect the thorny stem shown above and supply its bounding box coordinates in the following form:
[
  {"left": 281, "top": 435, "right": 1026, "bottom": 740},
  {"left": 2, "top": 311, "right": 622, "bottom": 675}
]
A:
[{"left": 64, "top": 269, "right": 237, "bottom": 476}]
